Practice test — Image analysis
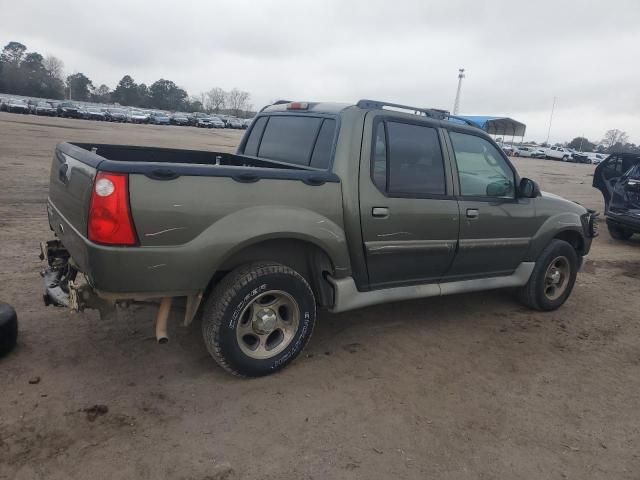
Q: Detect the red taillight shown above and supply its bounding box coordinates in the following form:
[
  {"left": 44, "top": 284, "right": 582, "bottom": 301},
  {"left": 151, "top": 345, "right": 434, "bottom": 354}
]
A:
[{"left": 88, "top": 172, "right": 137, "bottom": 246}]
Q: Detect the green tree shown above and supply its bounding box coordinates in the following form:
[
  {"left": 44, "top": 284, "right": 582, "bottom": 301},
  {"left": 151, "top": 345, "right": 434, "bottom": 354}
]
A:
[
  {"left": 137, "top": 83, "right": 151, "bottom": 108},
  {"left": 66, "top": 72, "right": 93, "bottom": 101},
  {"left": 567, "top": 137, "right": 594, "bottom": 152},
  {"left": 112, "top": 75, "right": 139, "bottom": 106},
  {"left": 0, "top": 41, "right": 27, "bottom": 93},
  {"left": 20, "top": 52, "right": 49, "bottom": 97},
  {"left": 149, "top": 79, "right": 187, "bottom": 110}
]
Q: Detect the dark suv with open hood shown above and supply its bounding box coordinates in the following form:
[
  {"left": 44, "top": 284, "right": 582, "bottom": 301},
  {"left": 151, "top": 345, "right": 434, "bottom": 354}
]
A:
[{"left": 593, "top": 153, "right": 640, "bottom": 240}]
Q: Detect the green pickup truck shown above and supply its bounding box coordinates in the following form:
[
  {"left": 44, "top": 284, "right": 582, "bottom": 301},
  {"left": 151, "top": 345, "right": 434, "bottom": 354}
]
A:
[{"left": 41, "top": 99, "right": 598, "bottom": 376}]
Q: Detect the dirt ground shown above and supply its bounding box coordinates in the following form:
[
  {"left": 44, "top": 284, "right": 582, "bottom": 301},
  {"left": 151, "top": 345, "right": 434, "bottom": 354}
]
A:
[{"left": 1, "top": 112, "right": 639, "bottom": 480}]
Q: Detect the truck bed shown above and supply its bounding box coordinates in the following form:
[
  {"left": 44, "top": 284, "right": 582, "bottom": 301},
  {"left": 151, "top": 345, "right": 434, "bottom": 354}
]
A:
[{"left": 46, "top": 142, "right": 345, "bottom": 295}]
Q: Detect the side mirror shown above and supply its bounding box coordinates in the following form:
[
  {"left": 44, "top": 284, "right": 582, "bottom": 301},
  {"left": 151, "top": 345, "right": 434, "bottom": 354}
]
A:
[{"left": 519, "top": 178, "right": 541, "bottom": 198}]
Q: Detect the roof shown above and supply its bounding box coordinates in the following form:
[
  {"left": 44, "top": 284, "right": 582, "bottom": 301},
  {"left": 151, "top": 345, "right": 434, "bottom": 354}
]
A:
[{"left": 454, "top": 115, "right": 526, "bottom": 137}]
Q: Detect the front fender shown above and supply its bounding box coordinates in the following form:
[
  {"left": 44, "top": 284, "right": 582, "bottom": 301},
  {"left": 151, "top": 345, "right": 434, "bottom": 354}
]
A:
[{"left": 525, "top": 211, "right": 584, "bottom": 261}]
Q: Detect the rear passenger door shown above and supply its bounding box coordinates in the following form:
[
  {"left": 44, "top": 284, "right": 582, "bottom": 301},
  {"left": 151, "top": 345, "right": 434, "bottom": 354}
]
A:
[{"left": 359, "top": 115, "right": 460, "bottom": 289}]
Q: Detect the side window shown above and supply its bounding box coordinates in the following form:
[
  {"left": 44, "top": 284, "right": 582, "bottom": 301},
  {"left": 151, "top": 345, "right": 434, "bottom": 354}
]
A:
[
  {"left": 310, "top": 119, "right": 336, "bottom": 169},
  {"left": 384, "top": 121, "right": 446, "bottom": 196},
  {"left": 372, "top": 122, "right": 387, "bottom": 191},
  {"left": 449, "top": 132, "right": 515, "bottom": 198},
  {"left": 243, "top": 116, "right": 268, "bottom": 156}
]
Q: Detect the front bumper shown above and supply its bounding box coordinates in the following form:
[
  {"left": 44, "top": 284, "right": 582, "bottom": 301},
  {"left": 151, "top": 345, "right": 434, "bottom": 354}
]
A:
[{"left": 606, "top": 211, "right": 640, "bottom": 233}]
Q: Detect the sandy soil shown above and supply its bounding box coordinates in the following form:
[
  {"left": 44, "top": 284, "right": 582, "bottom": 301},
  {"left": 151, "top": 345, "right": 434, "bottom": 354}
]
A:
[{"left": 0, "top": 112, "right": 639, "bottom": 480}]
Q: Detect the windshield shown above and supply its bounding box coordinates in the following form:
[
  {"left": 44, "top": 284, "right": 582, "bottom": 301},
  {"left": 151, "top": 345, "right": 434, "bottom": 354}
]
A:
[
  {"left": 11, "top": 99, "right": 27, "bottom": 105},
  {"left": 130, "top": 110, "right": 144, "bottom": 115},
  {"left": 109, "top": 109, "right": 125, "bottom": 114},
  {"left": 37, "top": 102, "right": 50, "bottom": 107},
  {"left": 60, "top": 102, "right": 76, "bottom": 107}
]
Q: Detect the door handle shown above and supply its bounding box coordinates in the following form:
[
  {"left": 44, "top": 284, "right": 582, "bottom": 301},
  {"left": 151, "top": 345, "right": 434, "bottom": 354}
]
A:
[
  {"left": 372, "top": 207, "right": 389, "bottom": 218},
  {"left": 466, "top": 208, "right": 479, "bottom": 219}
]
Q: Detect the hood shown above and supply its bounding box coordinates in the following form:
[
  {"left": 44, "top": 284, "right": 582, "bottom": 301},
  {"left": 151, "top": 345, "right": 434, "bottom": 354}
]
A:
[{"left": 540, "top": 190, "right": 587, "bottom": 215}]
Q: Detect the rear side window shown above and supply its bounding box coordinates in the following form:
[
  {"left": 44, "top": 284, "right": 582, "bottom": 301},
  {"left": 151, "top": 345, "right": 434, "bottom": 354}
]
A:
[
  {"left": 310, "top": 119, "right": 336, "bottom": 169},
  {"left": 385, "top": 122, "right": 446, "bottom": 196},
  {"left": 258, "top": 116, "right": 322, "bottom": 166},
  {"left": 243, "top": 116, "right": 267, "bottom": 156},
  {"left": 243, "top": 115, "right": 336, "bottom": 168}
]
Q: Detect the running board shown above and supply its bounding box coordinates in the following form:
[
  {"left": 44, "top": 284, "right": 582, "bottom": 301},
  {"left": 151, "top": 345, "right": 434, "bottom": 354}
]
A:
[{"left": 328, "top": 262, "right": 535, "bottom": 313}]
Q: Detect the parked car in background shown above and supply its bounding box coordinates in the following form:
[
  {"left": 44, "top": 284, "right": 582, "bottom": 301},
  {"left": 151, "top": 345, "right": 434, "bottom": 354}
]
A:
[
  {"left": 35, "top": 101, "right": 56, "bottom": 116},
  {"left": 209, "top": 116, "right": 226, "bottom": 128},
  {"left": 27, "top": 99, "right": 40, "bottom": 114},
  {"left": 83, "top": 106, "right": 107, "bottom": 121},
  {"left": 530, "top": 147, "right": 547, "bottom": 158},
  {"left": 148, "top": 111, "right": 171, "bottom": 125},
  {"left": 196, "top": 116, "right": 215, "bottom": 128},
  {"left": 188, "top": 112, "right": 209, "bottom": 126},
  {"left": 127, "top": 109, "right": 149, "bottom": 124},
  {"left": 170, "top": 112, "right": 190, "bottom": 125},
  {"left": 57, "top": 102, "right": 80, "bottom": 118},
  {"left": 570, "top": 152, "right": 592, "bottom": 164},
  {"left": 589, "top": 153, "right": 607, "bottom": 165},
  {"left": 513, "top": 146, "right": 537, "bottom": 158},
  {"left": 105, "top": 108, "right": 127, "bottom": 122},
  {"left": 226, "top": 117, "right": 244, "bottom": 129},
  {"left": 242, "top": 118, "right": 253, "bottom": 129},
  {"left": 593, "top": 153, "right": 640, "bottom": 240},
  {"left": 546, "top": 146, "right": 573, "bottom": 161},
  {"left": 0, "top": 97, "right": 7, "bottom": 111},
  {"left": 6, "top": 98, "right": 30, "bottom": 114}
]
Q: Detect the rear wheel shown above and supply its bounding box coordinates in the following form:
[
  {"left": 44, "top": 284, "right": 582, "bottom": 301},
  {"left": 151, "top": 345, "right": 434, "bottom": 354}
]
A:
[
  {"left": 201, "top": 262, "right": 316, "bottom": 377},
  {"left": 608, "top": 224, "right": 634, "bottom": 240},
  {"left": 518, "top": 239, "right": 578, "bottom": 311},
  {"left": 0, "top": 303, "right": 18, "bottom": 358}
]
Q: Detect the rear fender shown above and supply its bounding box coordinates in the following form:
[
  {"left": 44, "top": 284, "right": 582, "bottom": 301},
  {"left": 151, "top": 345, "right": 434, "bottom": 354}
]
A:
[{"left": 195, "top": 206, "right": 351, "bottom": 287}]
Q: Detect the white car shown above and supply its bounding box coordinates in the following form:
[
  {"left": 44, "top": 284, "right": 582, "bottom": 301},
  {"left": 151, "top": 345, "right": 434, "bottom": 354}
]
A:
[
  {"left": 127, "top": 109, "right": 150, "bottom": 124},
  {"left": 589, "top": 153, "right": 607, "bottom": 165},
  {"left": 545, "top": 146, "right": 573, "bottom": 161},
  {"left": 513, "top": 146, "right": 537, "bottom": 157}
]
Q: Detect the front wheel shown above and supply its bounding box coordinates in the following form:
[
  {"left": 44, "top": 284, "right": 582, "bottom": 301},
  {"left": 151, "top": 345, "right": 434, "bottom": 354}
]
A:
[
  {"left": 518, "top": 239, "right": 578, "bottom": 311},
  {"left": 201, "top": 262, "right": 316, "bottom": 377},
  {"left": 608, "top": 224, "right": 633, "bottom": 240}
]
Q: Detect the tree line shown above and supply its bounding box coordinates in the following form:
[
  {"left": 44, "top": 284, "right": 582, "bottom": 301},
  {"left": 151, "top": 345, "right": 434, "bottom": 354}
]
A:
[
  {"left": 0, "top": 41, "right": 254, "bottom": 116},
  {"left": 565, "top": 129, "right": 638, "bottom": 154}
]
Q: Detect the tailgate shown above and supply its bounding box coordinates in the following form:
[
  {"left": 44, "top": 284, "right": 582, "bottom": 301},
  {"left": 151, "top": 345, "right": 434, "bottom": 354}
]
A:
[{"left": 48, "top": 143, "right": 101, "bottom": 236}]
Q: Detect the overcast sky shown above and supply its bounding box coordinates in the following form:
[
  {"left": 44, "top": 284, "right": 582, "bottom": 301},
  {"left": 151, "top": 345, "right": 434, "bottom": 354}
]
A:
[{"left": 2, "top": 0, "right": 639, "bottom": 143}]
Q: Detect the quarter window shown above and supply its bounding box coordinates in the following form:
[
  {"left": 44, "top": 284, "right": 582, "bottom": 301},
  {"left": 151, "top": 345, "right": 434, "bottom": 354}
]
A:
[{"left": 449, "top": 132, "right": 515, "bottom": 198}]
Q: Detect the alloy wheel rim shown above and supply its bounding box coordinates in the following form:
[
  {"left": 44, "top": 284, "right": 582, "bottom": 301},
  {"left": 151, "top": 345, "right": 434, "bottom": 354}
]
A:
[
  {"left": 235, "top": 290, "right": 300, "bottom": 360},
  {"left": 543, "top": 256, "right": 570, "bottom": 301}
]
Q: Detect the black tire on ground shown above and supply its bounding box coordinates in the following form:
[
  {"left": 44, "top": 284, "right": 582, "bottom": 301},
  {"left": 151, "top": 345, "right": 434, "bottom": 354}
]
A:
[
  {"left": 518, "top": 239, "right": 578, "bottom": 311},
  {"left": 0, "top": 302, "right": 18, "bottom": 358},
  {"left": 608, "top": 224, "right": 634, "bottom": 240},
  {"left": 201, "top": 262, "right": 316, "bottom": 377}
]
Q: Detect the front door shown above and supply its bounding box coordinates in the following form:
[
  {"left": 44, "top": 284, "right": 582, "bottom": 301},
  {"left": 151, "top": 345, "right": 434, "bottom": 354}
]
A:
[
  {"left": 445, "top": 130, "right": 536, "bottom": 280},
  {"left": 359, "top": 116, "right": 460, "bottom": 289}
]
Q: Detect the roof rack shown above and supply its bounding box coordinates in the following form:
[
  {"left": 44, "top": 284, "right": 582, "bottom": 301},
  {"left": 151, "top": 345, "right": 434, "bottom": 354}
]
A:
[{"left": 356, "top": 99, "right": 478, "bottom": 127}]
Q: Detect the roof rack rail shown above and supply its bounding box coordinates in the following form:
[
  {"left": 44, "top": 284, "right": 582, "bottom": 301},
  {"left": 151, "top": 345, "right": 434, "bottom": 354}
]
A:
[
  {"left": 260, "top": 99, "right": 292, "bottom": 112},
  {"left": 356, "top": 99, "right": 450, "bottom": 120},
  {"left": 356, "top": 99, "right": 479, "bottom": 128}
]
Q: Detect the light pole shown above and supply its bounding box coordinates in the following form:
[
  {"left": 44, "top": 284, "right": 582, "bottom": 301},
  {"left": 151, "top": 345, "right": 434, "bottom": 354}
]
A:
[
  {"left": 545, "top": 96, "right": 556, "bottom": 145},
  {"left": 453, "top": 68, "right": 465, "bottom": 115}
]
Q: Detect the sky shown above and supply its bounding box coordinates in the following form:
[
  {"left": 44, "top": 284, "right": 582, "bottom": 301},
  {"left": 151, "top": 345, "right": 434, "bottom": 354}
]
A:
[{"left": 2, "top": 0, "right": 639, "bottom": 144}]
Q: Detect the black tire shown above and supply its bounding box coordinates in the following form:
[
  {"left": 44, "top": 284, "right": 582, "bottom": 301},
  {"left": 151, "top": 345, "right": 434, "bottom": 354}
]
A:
[
  {"left": 202, "top": 262, "right": 316, "bottom": 377},
  {"left": 518, "top": 239, "right": 578, "bottom": 311},
  {"left": 0, "top": 303, "right": 18, "bottom": 358},
  {"left": 608, "top": 224, "right": 633, "bottom": 240}
]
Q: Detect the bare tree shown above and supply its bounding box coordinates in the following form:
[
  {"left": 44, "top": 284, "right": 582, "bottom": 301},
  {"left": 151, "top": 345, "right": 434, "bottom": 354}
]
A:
[
  {"left": 43, "top": 54, "right": 65, "bottom": 80},
  {"left": 196, "top": 92, "right": 208, "bottom": 111},
  {"left": 206, "top": 87, "right": 226, "bottom": 113},
  {"left": 226, "top": 88, "right": 250, "bottom": 117},
  {"left": 602, "top": 129, "right": 629, "bottom": 149}
]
